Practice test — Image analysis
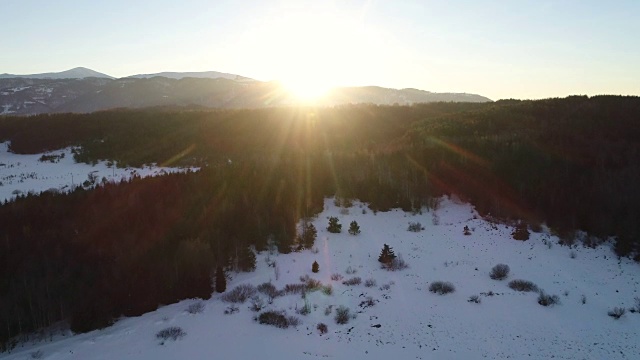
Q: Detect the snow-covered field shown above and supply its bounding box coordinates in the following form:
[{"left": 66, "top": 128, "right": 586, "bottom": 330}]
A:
[
  {"left": 2, "top": 196, "right": 639, "bottom": 360},
  {"left": 0, "top": 142, "right": 195, "bottom": 202}
]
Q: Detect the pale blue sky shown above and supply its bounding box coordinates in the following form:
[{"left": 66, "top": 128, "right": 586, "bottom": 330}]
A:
[{"left": 3, "top": 0, "right": 639, "bottom": 100}]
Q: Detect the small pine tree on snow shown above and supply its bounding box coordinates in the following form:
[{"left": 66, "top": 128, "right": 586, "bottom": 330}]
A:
[
  {"left": 348, "top": 221, "right": 361, "bottom": 235},
  {"left": 378, "top": 244, "right": 396, "bottom": 266},
  {"left": 512, "top": 222, "right": 530, "bottom": 241},
  {"left": 327, "top": 217, "right": 342, "bottom": 233},
  {"left": 312, "top": 261, "right": 319, "bottom": 273},
  {"left": 215, "top": 266, "right": 227, "bottom": 293}
]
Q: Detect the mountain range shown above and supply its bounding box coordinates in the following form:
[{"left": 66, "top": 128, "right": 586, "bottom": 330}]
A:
[{"left": 0, "top": 68, "right": 491, "bottom": 115}]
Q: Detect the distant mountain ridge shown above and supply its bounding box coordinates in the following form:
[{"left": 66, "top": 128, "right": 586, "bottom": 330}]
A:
[
  {"left": 0, "top": 67, "right": 114, "bottom": 80},
  {"left": 0, "top": 68, "right": 492, "bottom": 115}
]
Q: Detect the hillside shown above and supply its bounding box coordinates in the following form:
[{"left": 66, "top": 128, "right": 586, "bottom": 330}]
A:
[
  {"left": 2, "top": 198, "right": 638, "bottom": 359},
  {"left": 0, "top": 76, "right": 490, "bottom": 115}
]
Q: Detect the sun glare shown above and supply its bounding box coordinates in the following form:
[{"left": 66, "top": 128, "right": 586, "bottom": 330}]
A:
[{"left": 242, "top": 2, "right": 379, "bottom": 103}]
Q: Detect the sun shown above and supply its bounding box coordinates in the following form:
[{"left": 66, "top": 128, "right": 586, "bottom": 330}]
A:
[{"left": 283, "top": 75, "right": 334, "bottom": 101}]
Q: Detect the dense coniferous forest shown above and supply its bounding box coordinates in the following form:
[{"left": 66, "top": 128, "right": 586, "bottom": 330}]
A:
[{"left": 1, "top": 95, "right": 639, "bottom": 349}]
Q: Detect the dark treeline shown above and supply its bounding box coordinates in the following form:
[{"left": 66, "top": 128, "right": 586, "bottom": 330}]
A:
[{"left": 1, "top": 96, "right": 640, "bottom": 349}]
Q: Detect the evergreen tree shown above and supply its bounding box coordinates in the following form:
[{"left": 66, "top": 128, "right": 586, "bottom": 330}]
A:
[
  {"left": 512, "top": 222, "right": 530, "bottom": 241},
  {"left": 312, "top": 260, "right": 319, "bottom": 273},
  {"left": 378, "top": 244, "right": 396, "bottom": 266},
  {"left": 348, "top": 221, "right": 361, "bottom": 235},
  {"left": 215, "top": 266, "right": 226, "bottom": 293},
  {"left": 302, "top": 222, "right": 318, "bottom": 249},
  {"left": 327, "top": 217, "right": 342, "bottom": 233},
  {"left": 237, "top": 246, "right": 256, "bottom": 272}
]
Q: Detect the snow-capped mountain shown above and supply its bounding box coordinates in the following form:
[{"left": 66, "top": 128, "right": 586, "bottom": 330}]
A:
[{"left": 0, "top": 67, "right": 114, "bottom": 80}]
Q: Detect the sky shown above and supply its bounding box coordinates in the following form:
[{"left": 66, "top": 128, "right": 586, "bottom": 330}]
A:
[{"left": 2, "top": 0, "right": 640, "bottom": 100}]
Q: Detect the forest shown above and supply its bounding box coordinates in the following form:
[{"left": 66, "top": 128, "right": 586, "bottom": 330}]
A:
[{"left": 1, "top": 95, "right": 639, "bottom": 350}]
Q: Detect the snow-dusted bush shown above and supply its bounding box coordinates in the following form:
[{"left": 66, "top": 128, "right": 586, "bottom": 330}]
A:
[
  {"left": 342, "top": 277, "right": 362, "bottom": 286},
  {"left": 258, "top": 311, "right": 290, "bottom": 329},
  {"left": 156, "top": 327, "right": 186, "bottom": 343},
  {"left": 223, "top": 305, "right": 239, "bottom": 315},
  {"left": 321, "top": 284, "right": 333, "bottom": 295},
  {"left": 508, "top": 279, "right": 539, "bottom": 292},
  {"left": 407, "top": 222, "right": 424, "bottom": 232},
  {"left": 489, "top": 264, "right": 510, "bottom": 280},
  {"left": 283, "top": 283, "right": 306, "bottom": 295},
  {"left": 221, "top": 284, "right": 257, "bottom": 303},
  {"left": 317, "top": 323, "right": 328, "bottom": 334},
  {"left": 364, "top": 278, "right": 377, "bottom": 287},
  {"left": 345, "top": 266, "right": 357, "bottom": 275},
  {"left": 257, "top": 282, "right": 280, "bottom": 302},
  {"left": 187, "top": 301, "right": 205, "bottom": 314},
  {"left": 30, "top": 350, "right": 44, "bottom": 359},
  {"left": 468, "top": 295, "right": 481, "bottom": 304},
  {"left": 387, "top": 256, "right": 408, "bottom": 271},
  {"left": 429, "top": 281, "right": 455, "bottom": 295},
  {"left": 331, "top": 273, "right": 344, "bottom": 281},
  {"left": 608, "top": 307, "right": 626, "bottom": 319},
  {"left": 305, "top": 278, "right": 323, "bottom": 291},
  {"left": 335, "top": 306, "right": 351, "bottom": 324},
  {"left": 359, "top": 296, "right": 376, "bottom": 309},
  {"left": 249, "top": 296, "right": 265, "bottom": 312},
  {"left": 537, "top": 291, "right": 560, "bottom": 307}
]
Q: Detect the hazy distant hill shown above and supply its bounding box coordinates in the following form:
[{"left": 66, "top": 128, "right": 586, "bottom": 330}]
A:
[
  {"left": 0, "top": 67, "right": 114, "bottom": 80},
  {"left": 0, "top": 69, "right": 491, "bottom": 115}
]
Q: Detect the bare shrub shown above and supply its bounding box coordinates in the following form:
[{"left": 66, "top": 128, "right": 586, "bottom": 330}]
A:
[
  {"left": 156, "top": 327, "right": 186, "bottom": 343},
  {"left": 221, "top": 284, "right": 257, "bottom": 303},
  {"left": 249, "top": 296, "right": 265, "bottom": 312},
  {"left": 258, "top": 311, "right": 290, "bottom": 328},
  {"left": 608, "top": 307, "right": 626, "bottom": 319},
  {"left": 283, "top": 283, "right": 306, "bottom": 295},
  {"left": 331, "top": 273, "right": 344, "bottom": 281},
  {"left": 387, "top": 256, "right": 409, "bottom": 271},
  {"left": 345, "top": 266, "right": 357, "bottom": 275},
  {"left": 287, "top": 316, "right": 301, "bottom": 327},
  {"left": 224, "top": 305, "right": 239, "bottom": 315},
  {"left": 317, "top": 323, "right": 328, "bottom": 334},
  {"left": 379, "top": 283, "right": 391, "bottom": 291},
  {"left": 305, "top": 278, "right": 323, "bottom": 291},
  {"left": 364, "top": 278, "right": 377, "bottom": 287},
  {"left": 359, "top": 296, "right": 376, "bottom": 309},
  {"left": 537, "top": 291, "right": 560, "bottom": 307},
  {"left": 407, "top": 222, "right": 424, "bottom": 232},
  {"left": 342, "top": 277, "right": 362, "bottom": 286},
  {"left": 297, "top": 302, "right": 311, "bottom": 315},
  {"left": 335, "top": 306, "right": 351, "bottom": 324},
  {"left": 187, "top": 301, "right": 205, "bottom": 314},
  {"left": 508, "top": 279, "right": 539, "bottom": 292},
  {"left": 324, "top": 305, "right": 333, "bottom": 316},
  {"left": 429, "top": 281, "right": 455, "bottom": 295},
  {"left": 257, "top": 282, "right": 280, "bottom": 302},
  {"left": 30, "top": 350, "right": 44, "bottom": 359},
  {"left": 321, "top": 284, "right": 333, "bottom": 295},
  {"left": 489, "top": 264, "right": 510, "bottom": 280},
  {"left": 468, "top": 295, "right": 481, "bottom": 304}
]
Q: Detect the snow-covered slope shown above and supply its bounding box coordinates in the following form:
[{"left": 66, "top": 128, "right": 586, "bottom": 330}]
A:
[
  {"left": 0, "top": 142, "right": 195, "bottom": 202},
  {"left": 2, "top": 196, "right": 638, "bottom": 359}
]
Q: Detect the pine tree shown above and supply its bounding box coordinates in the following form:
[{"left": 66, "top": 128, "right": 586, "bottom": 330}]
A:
[
  {"left": 302, "top": 222, "right": 317, "bottom": 249},
  {"left": 215, "top": 266, "right": 226, "bottom": 293},
  {"left": 512, "top": 222, "right": 530, "bottom": 241},
  {"left": 312, "top": 260, "right": 319, "bottom": 273},
  {"left": 327, "top": 217, "right": 342, "bottom": 233},
  {"left": 348, "top": 221, "right": 361, "bottom": 235},
  {"left": 237, "top": 246, "right": 256, "bottom": 272},
  {"left": 378, "top": 244, "right": 396, "bottom": 266}
]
